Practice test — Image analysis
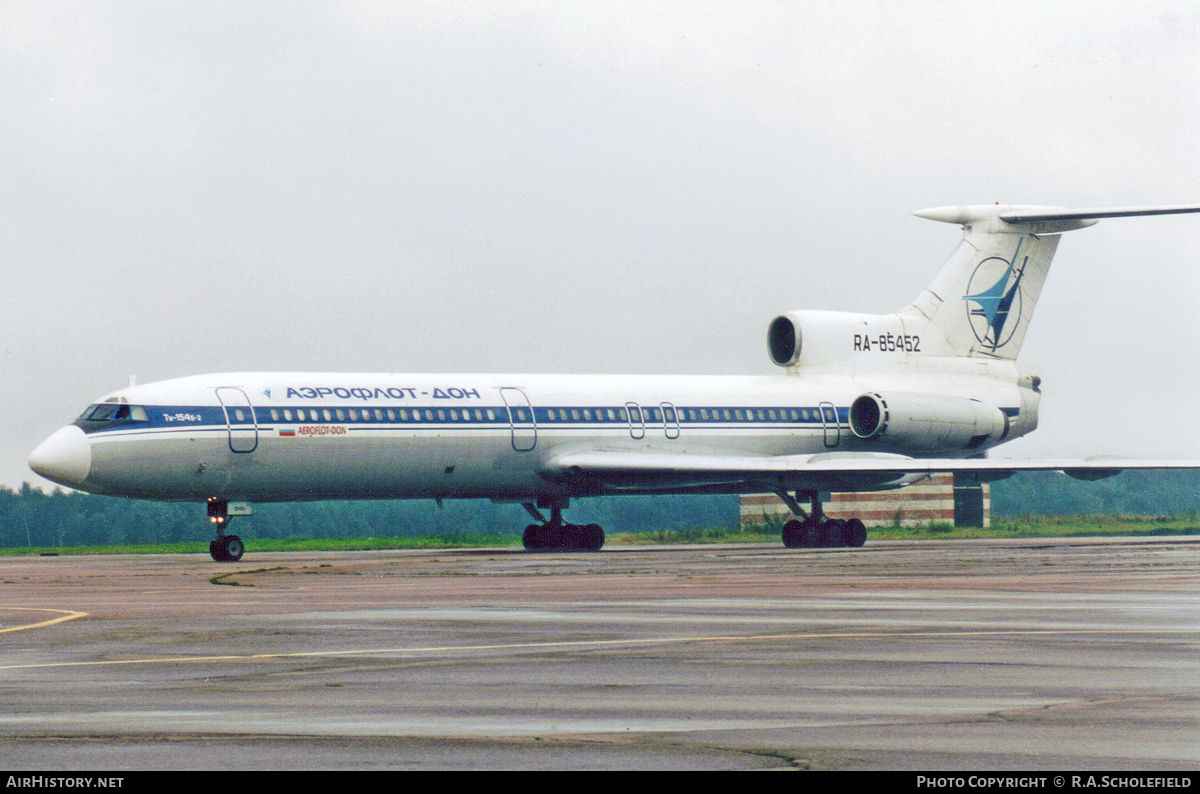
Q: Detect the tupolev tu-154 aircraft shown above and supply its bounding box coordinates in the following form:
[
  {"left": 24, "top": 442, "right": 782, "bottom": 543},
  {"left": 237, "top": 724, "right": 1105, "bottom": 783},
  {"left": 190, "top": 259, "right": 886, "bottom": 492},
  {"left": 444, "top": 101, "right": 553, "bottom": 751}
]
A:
[{"left": 29, "top": 203, "right": 1200, "bottom": 561}]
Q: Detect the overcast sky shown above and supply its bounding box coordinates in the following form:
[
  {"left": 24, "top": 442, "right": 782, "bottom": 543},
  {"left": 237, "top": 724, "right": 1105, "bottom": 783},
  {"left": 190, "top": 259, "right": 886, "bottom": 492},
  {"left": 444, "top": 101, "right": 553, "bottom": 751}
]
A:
[{"left": 4, "top": 1, "right": 1199, "bottom": 491}]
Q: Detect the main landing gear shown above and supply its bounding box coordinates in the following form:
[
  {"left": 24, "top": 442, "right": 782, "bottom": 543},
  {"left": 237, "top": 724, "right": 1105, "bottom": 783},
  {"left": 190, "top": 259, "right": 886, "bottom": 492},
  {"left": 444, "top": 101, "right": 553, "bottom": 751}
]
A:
[
  {"left": 521, "top": 500, "right": 605, "bottom": 552},
  {"left": 778, "top": 491, "right": 867, "bottom": 549},
  {"left": 206, "top": 498, "right": 244, "bottom": 562}
]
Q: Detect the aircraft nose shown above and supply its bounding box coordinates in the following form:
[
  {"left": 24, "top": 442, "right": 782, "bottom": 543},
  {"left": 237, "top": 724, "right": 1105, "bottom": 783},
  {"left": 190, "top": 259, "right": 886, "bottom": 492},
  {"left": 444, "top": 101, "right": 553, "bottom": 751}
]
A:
[{"left": 29, "top": 426, "right": 92, "bottom": 489}]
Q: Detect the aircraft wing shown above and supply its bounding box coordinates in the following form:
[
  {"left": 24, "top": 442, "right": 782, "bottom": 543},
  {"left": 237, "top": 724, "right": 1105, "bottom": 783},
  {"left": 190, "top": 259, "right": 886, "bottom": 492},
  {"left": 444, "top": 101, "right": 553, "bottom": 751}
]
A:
[{"left": 543, "top": 450, "right": 1200, "bottom": 493}]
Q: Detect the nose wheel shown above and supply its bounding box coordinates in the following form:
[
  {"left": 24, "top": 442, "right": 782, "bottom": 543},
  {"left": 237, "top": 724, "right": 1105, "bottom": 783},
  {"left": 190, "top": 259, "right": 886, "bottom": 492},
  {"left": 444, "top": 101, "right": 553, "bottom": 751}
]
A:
[{"left": 210, "top": 534, "right": 244, "bottom": 562}]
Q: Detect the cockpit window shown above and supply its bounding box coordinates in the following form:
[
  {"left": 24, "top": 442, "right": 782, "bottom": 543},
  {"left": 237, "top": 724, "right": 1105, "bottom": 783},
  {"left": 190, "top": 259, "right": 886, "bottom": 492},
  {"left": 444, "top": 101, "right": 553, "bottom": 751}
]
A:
[
  {"left": 81, "top": 404, "right": 149, "bottom": 422},
  {"left": 86, "top": 404, "right": 120, "bottom": 421}
]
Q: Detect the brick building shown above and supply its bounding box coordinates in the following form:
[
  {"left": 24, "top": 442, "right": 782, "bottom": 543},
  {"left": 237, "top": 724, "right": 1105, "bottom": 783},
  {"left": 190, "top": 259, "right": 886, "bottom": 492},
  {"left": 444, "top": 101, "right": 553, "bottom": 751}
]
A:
[{"left": 740, "top": 473, "right": 989, "bottom": 529}]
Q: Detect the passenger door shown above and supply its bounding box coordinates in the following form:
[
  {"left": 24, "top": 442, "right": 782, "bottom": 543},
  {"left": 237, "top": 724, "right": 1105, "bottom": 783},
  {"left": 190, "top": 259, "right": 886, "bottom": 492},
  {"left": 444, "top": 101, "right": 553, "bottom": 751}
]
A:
[
  {"left": 500, "top": 388, "right": 537, "bottom": 451},
  {"left": 216, "top": 387, "right": 258, "bottom": 454},
  {"left": 625, "top": 402, "right": 645, "bottom": 440},
  {"left": 660, "top": 402, "right": 680, "bottom": 439},
  {"left": 820, "top": 401, "right": 840, "bottom": 448}
]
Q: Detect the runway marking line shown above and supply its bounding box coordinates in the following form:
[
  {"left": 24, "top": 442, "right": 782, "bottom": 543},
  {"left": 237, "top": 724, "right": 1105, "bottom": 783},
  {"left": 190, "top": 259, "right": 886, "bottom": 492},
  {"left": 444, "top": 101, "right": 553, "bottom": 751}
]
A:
[
  {"left": 0, "top": 627, "right": 1196, "bottom": 671},
  {"left": 0, "top": 608, "right": 89, "bottom": 635}
]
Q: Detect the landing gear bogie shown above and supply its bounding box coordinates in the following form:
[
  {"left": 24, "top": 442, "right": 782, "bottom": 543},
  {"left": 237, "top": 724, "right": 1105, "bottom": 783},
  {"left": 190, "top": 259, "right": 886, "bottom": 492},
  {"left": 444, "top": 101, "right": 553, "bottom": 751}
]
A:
[
  {"left": 522, "top": 521, "right": 604, "bottom": 552},
  {"left": 521, "top": 501, "right": 604, "bottom": 552},
  {"left": 777, "top": 492, "right": 870, "bottom": 550}
]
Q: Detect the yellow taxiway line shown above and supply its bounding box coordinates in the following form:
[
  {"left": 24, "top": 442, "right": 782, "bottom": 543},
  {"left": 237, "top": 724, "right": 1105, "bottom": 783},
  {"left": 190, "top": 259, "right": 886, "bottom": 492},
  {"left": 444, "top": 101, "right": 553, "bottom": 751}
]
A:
[{"left": 0, "top": 607, "right": 89, "bottom": 635}]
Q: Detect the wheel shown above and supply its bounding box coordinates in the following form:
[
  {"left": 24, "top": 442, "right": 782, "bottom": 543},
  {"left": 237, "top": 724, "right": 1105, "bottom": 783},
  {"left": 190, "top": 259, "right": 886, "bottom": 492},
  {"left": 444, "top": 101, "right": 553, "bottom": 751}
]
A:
[
  {"left": 781, "top": 519, "right": 804, "bottom": 548},
  {"left": 844, "top": 518, "right": 867, "bottom": 548},
  {"left": 224, "top": 535, "right": 244, "bottom": 562},
  {"left": 209, "top": 539, "right": 227, "bottom": 562},
  {"left": 801, "top": 519, "right": 825, "bottom": 548},
  {"left": 824, "top": 519, "right": 846, "bottom": 548},
  {"left": 583, "top": 524, "right": 605, "bottom": 551},
  {"left": 523, "top": 524, "right": 542, "bottom": 550},
  {"left": 543, "top": 524, "right": 565, "bottom": 549},
  {"left": 563, "top": 523, "right": 584, "bottom": 550}
]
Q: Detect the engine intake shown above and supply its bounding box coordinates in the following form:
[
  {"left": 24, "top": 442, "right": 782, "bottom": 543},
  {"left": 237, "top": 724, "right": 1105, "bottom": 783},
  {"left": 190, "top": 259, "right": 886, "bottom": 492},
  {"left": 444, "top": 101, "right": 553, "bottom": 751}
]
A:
[{"left": 767, "top": 315, "right": 802, "bottom": 366}]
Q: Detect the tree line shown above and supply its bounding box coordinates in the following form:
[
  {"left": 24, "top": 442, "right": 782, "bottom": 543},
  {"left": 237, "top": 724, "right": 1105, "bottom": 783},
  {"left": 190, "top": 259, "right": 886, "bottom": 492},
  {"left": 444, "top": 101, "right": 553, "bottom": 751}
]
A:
[{"left": 1, "top": 470, "right": 1197, "bottom": 548}]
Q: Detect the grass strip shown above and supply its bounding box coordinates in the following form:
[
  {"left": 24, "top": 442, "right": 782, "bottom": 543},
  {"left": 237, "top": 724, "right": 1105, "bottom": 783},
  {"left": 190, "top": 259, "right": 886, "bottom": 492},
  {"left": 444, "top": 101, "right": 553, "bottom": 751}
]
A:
[{"left": 2, "top": 516, "right": 1198, "bottom": 557}]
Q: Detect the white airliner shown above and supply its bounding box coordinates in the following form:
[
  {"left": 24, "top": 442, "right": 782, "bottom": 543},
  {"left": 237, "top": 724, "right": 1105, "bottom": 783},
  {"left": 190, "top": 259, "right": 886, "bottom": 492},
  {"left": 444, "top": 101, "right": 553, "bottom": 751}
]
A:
[{"left": 29, "top": 204, "right": 1200, "bottom": 561}]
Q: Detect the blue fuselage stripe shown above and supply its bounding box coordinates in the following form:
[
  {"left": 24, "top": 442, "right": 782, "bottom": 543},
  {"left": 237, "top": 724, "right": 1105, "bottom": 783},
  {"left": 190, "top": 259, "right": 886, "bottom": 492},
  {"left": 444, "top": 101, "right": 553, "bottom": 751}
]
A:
[{"left": 77, "top": 403, "right": 1020, "bottom": 436}]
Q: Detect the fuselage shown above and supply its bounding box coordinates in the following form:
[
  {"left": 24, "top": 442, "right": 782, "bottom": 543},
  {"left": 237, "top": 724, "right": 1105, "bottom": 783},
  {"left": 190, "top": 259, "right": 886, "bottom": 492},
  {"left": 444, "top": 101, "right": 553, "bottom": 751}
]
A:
[{"left": 30, "top": 368, "right": 1036, "bottom": 503}]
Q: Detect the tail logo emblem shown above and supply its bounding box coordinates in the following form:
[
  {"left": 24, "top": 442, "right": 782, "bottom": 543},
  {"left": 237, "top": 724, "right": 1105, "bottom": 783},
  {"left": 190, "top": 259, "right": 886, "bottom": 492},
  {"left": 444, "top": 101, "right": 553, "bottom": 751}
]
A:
[{"left": 963, "top": 238, "right": 1028, "bottom": 351}]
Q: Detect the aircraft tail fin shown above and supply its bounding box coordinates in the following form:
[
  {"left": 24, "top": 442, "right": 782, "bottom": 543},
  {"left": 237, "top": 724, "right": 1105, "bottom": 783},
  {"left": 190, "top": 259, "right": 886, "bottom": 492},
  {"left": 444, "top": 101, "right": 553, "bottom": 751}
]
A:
[{"left": 901, "top": 204, "right": 1200, "bottom": 360}]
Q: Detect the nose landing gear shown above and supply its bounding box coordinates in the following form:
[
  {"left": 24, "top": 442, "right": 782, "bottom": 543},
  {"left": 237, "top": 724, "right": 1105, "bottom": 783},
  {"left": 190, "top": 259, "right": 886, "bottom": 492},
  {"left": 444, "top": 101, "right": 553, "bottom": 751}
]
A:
[{"left": 206, "top": 498, "right": 245, "bottom": 562}]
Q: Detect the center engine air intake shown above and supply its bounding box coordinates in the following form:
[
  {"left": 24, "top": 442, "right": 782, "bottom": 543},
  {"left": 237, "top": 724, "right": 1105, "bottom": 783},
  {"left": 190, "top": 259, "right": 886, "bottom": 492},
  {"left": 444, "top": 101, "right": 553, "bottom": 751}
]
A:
[
  {"left": 849, "top": 392, "right": 1009, "bottom": 452},
  {"left": 767, "top": 315, "right": 801, "bottom": 367}
]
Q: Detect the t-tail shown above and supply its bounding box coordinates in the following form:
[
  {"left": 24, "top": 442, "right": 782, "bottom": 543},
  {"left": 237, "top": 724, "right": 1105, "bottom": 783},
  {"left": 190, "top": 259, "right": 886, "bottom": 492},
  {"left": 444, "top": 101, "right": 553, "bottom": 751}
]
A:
[
  {"left": 767, "top": 203, "right": 1200, "bottom": 371},
  {"left": 903, "top": 204, "right": 1200, "bottom": 360}
]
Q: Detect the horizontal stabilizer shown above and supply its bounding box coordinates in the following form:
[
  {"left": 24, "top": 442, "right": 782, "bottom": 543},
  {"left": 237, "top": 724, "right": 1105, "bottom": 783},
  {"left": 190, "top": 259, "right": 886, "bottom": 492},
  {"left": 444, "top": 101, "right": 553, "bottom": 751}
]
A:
[
  {"left": 914, "top": 203, "right": 1200, "bottom": 227},
  {"left": 1000, "top": 204, "right": 1200, "bottom": 223}
]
